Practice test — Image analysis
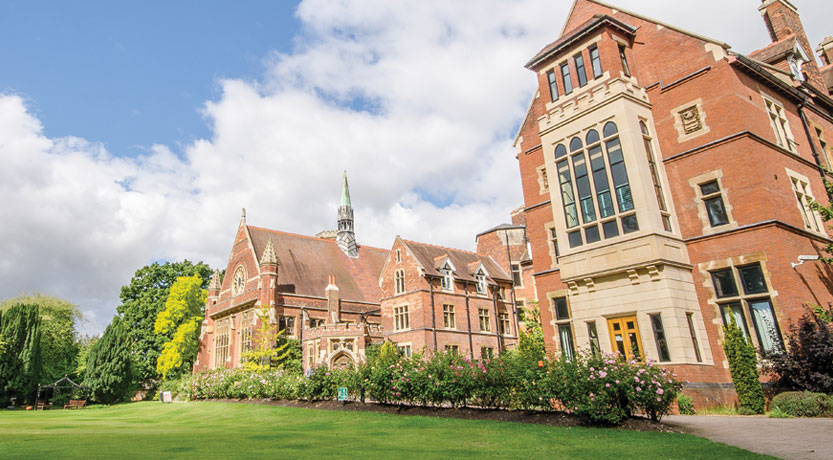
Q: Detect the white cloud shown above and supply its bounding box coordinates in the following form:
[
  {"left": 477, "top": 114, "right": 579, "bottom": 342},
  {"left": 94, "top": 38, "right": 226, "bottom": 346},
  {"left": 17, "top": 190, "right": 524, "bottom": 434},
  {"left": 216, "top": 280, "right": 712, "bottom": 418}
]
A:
[{"left": 0, "top": 0, "right": 828, "bottom": 333}]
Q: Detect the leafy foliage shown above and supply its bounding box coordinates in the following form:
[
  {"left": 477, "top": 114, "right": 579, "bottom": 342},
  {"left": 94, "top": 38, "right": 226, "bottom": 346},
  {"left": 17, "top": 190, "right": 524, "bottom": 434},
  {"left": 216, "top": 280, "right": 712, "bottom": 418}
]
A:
[
  {"left": 676, "top": 394, "right": 695, "bottom": 415},
  {"left": 0, "top": 304, "right": 42, "bottom": 405},
  {"left": 73, "top": 335, "right": 99, "bottom": 377},
  {"left": 84, "top": 317, "right": 133, "bottom": 404},
  {"left": 116, "top": 260, "right": 212, "bottom": 385},
  {"left": 240, "top": 304, "right": 291, "bottom": 372},
  {"left": 769, "top": 391, "right": 833, "bottom": 417},
  {"left": 1, "top": 293, "right": 81, "bottom": 382},
  {"left": 178, "top": 349, "right": 684, "bottom": 425},
  {"left": 722, "top": 319, "right": 765, "bottom": 414},
  {"left": 518, "top": 301, "right": 546, "bottom": 363},
  {"left": 154, "top": 276, "right": 207, "bottom": 380},
  {"left": 763, "top": 311, "right": 833, "bottom": 394}
]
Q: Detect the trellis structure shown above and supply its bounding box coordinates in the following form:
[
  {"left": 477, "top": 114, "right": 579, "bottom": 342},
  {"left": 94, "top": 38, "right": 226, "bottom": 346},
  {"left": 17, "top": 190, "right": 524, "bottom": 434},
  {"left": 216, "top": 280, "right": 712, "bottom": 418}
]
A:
[{"left": 36, "top": 376, "right": 89, "bottom": 409}]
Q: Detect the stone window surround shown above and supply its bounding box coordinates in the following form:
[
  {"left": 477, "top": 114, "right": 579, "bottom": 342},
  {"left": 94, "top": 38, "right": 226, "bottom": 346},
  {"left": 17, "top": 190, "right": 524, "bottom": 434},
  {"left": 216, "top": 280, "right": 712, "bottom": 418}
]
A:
[
  {"left": 546, "top": 290, "right": 574, "bottom": 356},
  {"left": 397, "top": 343, "right": 412, "bottom": 357},
  {"left": 544, "top": 221, "right": 559, "bottom": 269},
  {"left": 442, "top": 303, "right": 457, "bottom": 329},
  {"left": 785, "top": 167, "right": 825, "bottom": 235},
  {"left": 393, "top": 304, "right": 410, "bottom": 331},
  {"left": 689, "top": 169, "right": 738, "bottom": 236},
  {"left": 671, "top": 97, "right": 711, "bottom": 143},
  {"left": 761, "top": 91, "right": 797, "bottom": 153},
  {"left": 540, "top": 34, "right": 608, "bottom": 113},
  {"left": 697, "top": 253, "right": 781, "bottom": 361},
  {"left": 394, "top": 269, "right": 405, "bottom": 294}
]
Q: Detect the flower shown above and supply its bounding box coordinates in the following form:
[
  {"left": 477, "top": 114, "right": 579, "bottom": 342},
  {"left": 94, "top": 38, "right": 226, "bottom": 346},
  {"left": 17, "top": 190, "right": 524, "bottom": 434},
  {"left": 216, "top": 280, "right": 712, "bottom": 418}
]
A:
[
  {"left": 636, "top": 387, "right": 642, "bottom": 392},
  {"left": 538, "top": 361, "right": 545, "bottom": 367},
  {"left": 656, "top": 388, "right": 664, "bottom": 395},
  {"left": 605, "top": 383, "right": 610, "bottom": 388},
  {"left": 598, "top": 371, "right": 607, "bottom": 378}
]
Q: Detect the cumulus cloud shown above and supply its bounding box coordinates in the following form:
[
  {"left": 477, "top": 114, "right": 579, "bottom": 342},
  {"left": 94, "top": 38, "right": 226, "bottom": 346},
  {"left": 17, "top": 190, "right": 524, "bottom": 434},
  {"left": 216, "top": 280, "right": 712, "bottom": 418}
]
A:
[{"left": 0, "top": 0, "right": 827, "bottom": 333}]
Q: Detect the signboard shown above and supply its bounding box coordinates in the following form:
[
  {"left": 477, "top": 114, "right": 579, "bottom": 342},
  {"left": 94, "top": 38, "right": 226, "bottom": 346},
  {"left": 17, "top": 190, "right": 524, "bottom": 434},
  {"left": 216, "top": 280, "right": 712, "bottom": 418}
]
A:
[
  {"left": 161, "top": 391, "right": 172, "bottom": 403},
  {"left": 337, "top": 387, "right": 348, "bottom": 401}
]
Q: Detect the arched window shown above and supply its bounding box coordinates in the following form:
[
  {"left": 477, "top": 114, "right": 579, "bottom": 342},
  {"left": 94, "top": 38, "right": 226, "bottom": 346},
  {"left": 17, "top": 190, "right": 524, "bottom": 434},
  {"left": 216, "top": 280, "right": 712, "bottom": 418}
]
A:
[
  {"left": 603, "top": 121, "right": 618, "bottom": 137},
  {"left": 394, "top": 269, "right": 405, "bottom": 294},
  {"left": 232, "top": 266, "right": 246, "bottom": 296},
  {"left": 554, "top": 144, "right": 567, "bottom": 159},
  {"left": 570, "top": 137, "right": 583, "bottom": 152},
  {"left": 585, "top": 129, "right": 600, "bottom": 145}
]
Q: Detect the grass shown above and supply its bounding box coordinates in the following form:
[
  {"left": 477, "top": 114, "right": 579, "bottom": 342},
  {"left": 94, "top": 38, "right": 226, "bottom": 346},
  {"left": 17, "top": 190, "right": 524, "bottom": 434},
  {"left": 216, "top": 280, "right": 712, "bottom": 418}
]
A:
[{"left": 0, "top": 401, "right": 773, "bottom": 459}]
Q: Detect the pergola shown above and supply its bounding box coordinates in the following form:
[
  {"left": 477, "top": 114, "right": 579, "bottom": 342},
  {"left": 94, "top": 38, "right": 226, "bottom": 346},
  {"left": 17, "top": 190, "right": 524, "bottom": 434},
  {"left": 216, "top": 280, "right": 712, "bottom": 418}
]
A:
[{"left": 36, "top": 376, "right": 89, "bottom": 408}]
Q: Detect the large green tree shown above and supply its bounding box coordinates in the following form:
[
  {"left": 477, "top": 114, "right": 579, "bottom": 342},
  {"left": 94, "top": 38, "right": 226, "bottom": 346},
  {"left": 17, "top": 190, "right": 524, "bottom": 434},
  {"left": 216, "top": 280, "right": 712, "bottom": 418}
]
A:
[
  {"left": 116, "top": 260, "right": 211, "bottom": 385},
  {"left": 154, "top": 275, "right": 207, "bottom": 380},
  {"left": 0, "top": 304, "right": 42, "bottom": 405},
  {"left": 1, "top": 294, "right": 81, "bottom": 382},
  {"left": 84, "top": 317, "right": 133, "bottom": 404}
]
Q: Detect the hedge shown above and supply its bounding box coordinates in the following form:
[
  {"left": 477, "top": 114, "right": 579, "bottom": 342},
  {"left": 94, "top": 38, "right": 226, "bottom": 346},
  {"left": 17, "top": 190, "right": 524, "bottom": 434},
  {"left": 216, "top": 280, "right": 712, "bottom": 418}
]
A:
[
  {"left": 770, "top": 391, "right": 833, "bottom": 417},
  {"left": 166, "top": 350, "right": 683, "bottom": 425}
]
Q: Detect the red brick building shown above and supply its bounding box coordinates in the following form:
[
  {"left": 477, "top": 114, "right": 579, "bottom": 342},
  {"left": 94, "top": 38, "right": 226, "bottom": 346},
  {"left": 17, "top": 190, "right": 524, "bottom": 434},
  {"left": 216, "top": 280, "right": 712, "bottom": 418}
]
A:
[
  {"left": 515, "top": 0, "right": 833, "bottom": 406},
  {"left": 195, "top": 174, "right": 518, "bottom": 372}
]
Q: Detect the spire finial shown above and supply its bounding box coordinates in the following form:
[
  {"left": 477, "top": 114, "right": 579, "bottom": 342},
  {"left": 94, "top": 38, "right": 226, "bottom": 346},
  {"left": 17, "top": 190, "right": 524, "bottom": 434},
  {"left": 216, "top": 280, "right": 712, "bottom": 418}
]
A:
[
  {"left": 208, "top": 269, "right": 222, "bottom": 291},
  {"left": 260, "top": 239, "right": 279, "bottom": 266},
  {"left": 340, "top": 171, "right": 352, "bottom": 208},
  {"left": 241, "top": 207, "right": 247, "bottom": 223}
]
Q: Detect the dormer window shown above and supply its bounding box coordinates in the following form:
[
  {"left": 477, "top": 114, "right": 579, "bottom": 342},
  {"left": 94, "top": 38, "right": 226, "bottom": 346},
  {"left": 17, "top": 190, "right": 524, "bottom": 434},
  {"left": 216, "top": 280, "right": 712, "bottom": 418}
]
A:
[
  {"left": 440, "top": 263, "right": 453, "bottom": 291},
  {"left": 475, "top": 269, "right": 487, "bottom": 295}
]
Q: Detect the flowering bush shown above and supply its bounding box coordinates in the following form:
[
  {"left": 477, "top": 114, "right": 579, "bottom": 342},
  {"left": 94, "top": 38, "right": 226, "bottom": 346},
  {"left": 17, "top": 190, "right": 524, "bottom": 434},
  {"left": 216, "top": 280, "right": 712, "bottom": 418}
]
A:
[{"left": 174, "top": 347, "right": 684, "bottom": 425}]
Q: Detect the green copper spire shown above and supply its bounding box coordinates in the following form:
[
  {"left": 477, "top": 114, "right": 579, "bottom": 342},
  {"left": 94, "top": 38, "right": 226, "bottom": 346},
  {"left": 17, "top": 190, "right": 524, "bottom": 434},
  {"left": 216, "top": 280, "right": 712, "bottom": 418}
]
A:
[{"left": 340, "top": 170, "right": 352, "bottom": 207}]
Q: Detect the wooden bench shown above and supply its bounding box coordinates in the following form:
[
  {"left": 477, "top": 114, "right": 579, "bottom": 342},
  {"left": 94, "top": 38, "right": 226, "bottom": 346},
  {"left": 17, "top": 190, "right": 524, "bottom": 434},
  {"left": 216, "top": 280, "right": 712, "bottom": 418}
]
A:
[
  {"left": 36, "top": 400, "right": 53, "bottom": 410},
  {"left": 64, "top": 399, "right": 86, "bottom": 409}
]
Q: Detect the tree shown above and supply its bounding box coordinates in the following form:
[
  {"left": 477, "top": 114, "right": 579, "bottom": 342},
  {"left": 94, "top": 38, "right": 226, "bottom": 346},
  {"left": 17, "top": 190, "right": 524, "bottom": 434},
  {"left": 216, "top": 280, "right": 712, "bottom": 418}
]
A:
[
  {"left": 722, "top": 318, "right": 765, "bottom": 413},
  {"left": 154, "top": 276, "right": 207, "bottom": 380},
  {"left": 764, "top": 310, "right": 833, "bottom": 394},
  {"left": 1, "top": 294, "right": 81, "bottom": 382},
  {"left": 84, "top": 317, "right": 133, "bottom": 404},
  {"left": 74, "top": 335, "right": 99, "bottom": 377},
  {"left": 518, "top": 301, "right": 546, "bottom": 363},
  {"left": 0, "top": 304, "right": 42, "bottom": 405},
  {"left": 116, "top": 260, "right": 212, "bottom": 385},
  {"left": 241, "top": 304, "right": 291, "bottom": 373}
]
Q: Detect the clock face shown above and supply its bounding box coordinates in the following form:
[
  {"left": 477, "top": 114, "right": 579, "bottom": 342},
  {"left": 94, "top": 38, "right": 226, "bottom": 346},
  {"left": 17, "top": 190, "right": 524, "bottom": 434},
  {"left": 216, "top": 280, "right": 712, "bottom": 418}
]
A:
[{"left": 233, "top": 267, "right": 245, "bottom": 295}]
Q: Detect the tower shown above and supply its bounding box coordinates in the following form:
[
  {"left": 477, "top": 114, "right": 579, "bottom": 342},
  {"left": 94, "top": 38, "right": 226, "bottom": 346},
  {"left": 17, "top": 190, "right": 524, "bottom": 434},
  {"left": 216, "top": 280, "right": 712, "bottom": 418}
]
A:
[{"left": 337, "top": 171, "right": 358, "bottom": 257}]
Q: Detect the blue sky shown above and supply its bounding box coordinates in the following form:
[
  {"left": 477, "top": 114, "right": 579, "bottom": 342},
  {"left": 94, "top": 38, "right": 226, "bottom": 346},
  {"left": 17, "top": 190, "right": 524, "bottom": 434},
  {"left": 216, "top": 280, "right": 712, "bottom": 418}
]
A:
[{"left": 0, "top": 0, "right": 300, "bottom": 157}]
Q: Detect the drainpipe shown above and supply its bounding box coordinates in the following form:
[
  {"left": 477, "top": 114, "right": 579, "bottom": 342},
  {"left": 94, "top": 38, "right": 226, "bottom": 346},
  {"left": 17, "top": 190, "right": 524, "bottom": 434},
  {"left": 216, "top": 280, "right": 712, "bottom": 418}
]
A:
[
  {"left": 429, "top": 277, "right": 438, "bottom": 352},
  {"left": 464, "top": 282, "right": 474, "bottom": 360},
  {"left": 797, "top": 98, "right": 830, "bottom": 199},
  {"left": 502, "top": 229, "right": 520, "bottom": 341},
  {"left": 491, "top": 285, "right": 502, "bottom": 353}
]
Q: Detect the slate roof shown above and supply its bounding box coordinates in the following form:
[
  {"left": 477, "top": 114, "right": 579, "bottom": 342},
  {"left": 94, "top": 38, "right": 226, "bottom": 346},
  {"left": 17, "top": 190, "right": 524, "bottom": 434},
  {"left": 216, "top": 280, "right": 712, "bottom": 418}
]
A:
[
  {"left": 401, "top": 239, "right": 511, "bottom": 283},
  {"left": 247, "top": 225, "right": 388, "bottom": 303},
  {"left": 475, "top": 223, "right": 524, "bottom": 238},
  {"left": 525, "top": 14, "right": 636, "bottom": 69}
]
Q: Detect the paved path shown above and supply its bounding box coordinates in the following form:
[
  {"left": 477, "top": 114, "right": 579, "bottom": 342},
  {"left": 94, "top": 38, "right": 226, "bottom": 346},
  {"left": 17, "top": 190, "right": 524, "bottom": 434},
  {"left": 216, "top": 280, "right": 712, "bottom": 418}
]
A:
[{"left": 664, "top": 415, "right": 833, "bottom": 459}]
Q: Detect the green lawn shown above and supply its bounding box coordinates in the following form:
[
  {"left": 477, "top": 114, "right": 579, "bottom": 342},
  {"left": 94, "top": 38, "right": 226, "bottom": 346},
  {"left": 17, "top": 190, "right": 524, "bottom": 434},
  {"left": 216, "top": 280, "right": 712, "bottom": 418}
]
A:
[{"left": 0, "top": 402, "right": 771, "bottom": 459}]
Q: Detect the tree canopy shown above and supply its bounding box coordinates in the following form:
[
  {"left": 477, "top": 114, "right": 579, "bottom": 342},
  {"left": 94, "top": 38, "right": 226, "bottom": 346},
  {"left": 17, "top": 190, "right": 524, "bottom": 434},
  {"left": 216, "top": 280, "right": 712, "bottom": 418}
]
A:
[
  {"left": 154, "top": 275, "right": 207, "bottom": 380},
  {"left": 1, "top": 293, "right": 81, "bottom": 382},
  {"left": 116, "top": 260, "right": 212, "bottom": 385},
  {"left": 0, "top": 304, "right": 42, "bottom": 405},
  {"left": 84, "top": 317, "right": 133, "bottom": 404}
]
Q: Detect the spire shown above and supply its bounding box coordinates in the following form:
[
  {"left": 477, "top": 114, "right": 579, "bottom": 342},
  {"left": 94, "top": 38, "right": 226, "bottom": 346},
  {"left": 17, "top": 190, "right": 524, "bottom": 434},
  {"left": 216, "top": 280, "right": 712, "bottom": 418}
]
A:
[
  {"left": 340, "top": 171, "right": 352, "bottom": 207},
  {"left": 260, "top": 239, "right": 279, "bottom": 266},
  {"left": 337, "top": 171, "right": 358, "bottom": 258},
  {"left": 208, "top": 269, "right": 222, "bottom": 292}
]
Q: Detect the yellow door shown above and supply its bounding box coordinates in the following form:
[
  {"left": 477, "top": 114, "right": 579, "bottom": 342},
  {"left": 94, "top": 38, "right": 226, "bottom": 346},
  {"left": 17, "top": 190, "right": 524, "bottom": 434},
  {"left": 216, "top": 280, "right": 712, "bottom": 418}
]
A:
[{"left": 607, "top": 316, "right": 644, "bottom": 361}]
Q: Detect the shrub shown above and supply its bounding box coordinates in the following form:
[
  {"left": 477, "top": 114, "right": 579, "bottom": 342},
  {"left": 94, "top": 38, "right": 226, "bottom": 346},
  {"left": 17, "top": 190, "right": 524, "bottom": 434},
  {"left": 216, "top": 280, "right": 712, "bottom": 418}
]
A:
[
  {"left": 722, "top": 319, "right": 765, "bottom": 414},
  {"left": 676, "top": 394, "right": 695, "bottom": 415},
  {"left": 770, "top": 391, "right": 833, "bottom": 417},
  {"left": 764, "top": 312, "right": 833, "bottom": 394},
  {"left": 84, "top": 317, "right": 134, "bottom": 404}
]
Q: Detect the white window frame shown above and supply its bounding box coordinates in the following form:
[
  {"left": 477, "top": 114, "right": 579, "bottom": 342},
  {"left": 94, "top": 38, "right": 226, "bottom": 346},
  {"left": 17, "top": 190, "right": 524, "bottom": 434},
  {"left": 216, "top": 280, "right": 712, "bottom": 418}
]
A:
[
  {"left": 443, "top": 304, "right": 456, "bottom": 329},
  {"left": 394, "top": 305, "right": 410, "bottom": 331},
  {"left": 394, "top": 269, "right": 405, "bottom": 294},
  {"left": 787, "top": 168, "right": 823, "bottom": 233},
  {"left": 478, "top": 308, "right": 491, "bottom": 332},
  {"left": 762, "top": 94, "right": 797, "bottom": 152}
]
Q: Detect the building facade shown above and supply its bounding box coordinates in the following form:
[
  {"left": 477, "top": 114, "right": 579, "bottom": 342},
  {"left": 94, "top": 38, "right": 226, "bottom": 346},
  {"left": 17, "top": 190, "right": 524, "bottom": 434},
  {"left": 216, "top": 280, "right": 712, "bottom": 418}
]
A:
[{"left": 515, "top": 0, "right": 833, "bottom": 406}]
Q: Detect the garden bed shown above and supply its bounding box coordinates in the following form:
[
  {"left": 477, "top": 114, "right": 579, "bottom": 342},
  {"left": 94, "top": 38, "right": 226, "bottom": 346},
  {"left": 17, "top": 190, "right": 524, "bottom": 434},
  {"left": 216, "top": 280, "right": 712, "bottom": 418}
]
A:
[{"left": 211, "top": 398, "right": 682, "bottom": 433}]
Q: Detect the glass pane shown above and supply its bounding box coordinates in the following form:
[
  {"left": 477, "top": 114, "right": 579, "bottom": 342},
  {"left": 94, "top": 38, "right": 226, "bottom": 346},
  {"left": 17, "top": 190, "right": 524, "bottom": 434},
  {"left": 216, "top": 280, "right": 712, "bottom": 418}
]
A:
[
  {"left": 639, "top": 121, "right": 649, "bottom": 136},
  {"left": 568, "top": 230, "right": 582, "bottom": 248},
  {"left": 720, "top": 302, "right": 749, "bottom": 338},
  {"left": 585, "top": 129, "right": 600, "bottom": 145},
  {"left": 575, "top": 54, "right": 587, "bottom": 87},
  {"left": 565, "top": 204, "right": 579, "bottom": 228},
  {"left": 616, "top": 184, "right": 634, "bottom": 212},
  {"left": 704, "top": 196, "right": 729, "bottom": 226},
  {"left": 547, "top": 70, "right": 558, "bottom": 102},
  {"left": 700, "top": 180, "right": 720, "bottom": 195},
  {"left": 585, "top": 225, "right": 601, "bottom": 243},
  {"left": 711, "top": 269, "right": 738, "bottom": 298},
  {"left": 554, "top": 297, "right": 569, "bottom": 320},
  {"left": 570, "top": 137, "right": 583, "bottom": 152},
  {"left": 628, "top": 332, "right": 641, "bottom": 360},
  {"left": 590, "top": 46, "right": 603, "bottom": 78},
  {"left": 555, "top": 144, "right": 567, "bottom": 159},
  {"left": 614, "top": 334, "right": 626, "bottom": 356},
  {"left": 561, "top": 63, "right": 572, "bottom": 94},
  {"left": 738, "top": 264, "right": 767, "bottom": 294},
  {"left": 559, "top": 324, "right": 575, "bottom": 359},
  {"left": 597, "top": 191, "right": 614, "bottom": 218},
  {"left": 686, "top": 313, "right": 703, "bottom": 362},
  {"left": 602, "top": 219, "right": 619, "bottom": 238},
  {"left": 749, "top": 299, "right": 782, "bottom": 353},
  {"left": 588, "top": 322, "right": 600, "bottom": 356},
  {"left": 612, "top": 322, "right": 620, "bottom": 331},
  {"left": 603, "top": 121, "right": 618, "bottom": 137},
  {"left": 650, "top": 314, "right": 671, "bottom": 362},
  {"left": 606, "top": 138, "right": 623, "bottom": 163},
  {"left": 621, "top": 214, "right": 639, "bottom": 233}
]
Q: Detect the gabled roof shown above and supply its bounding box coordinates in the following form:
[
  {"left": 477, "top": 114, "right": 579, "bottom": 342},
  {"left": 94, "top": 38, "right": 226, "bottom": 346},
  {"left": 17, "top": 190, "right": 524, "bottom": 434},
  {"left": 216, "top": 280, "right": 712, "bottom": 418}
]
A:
[
  {"left": 400, "top": 239, "right": 511, "bottom": 283},
  {"left": 526, "top": 14, "right": 636, "bottom": 69},
  {"left": 749, "top": 35, "right": 800, "bottom": 64},
  {"left": 475, "top": 223, "right": 525, "bottom": 238},
  {"left": 247, "top": 225, "right": 388, "bottom": 303},
  {"left": 559, "top": 0, "right": 730, "bottom": 52}
]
